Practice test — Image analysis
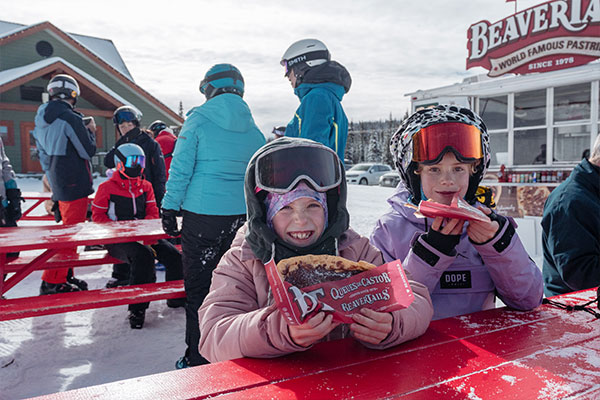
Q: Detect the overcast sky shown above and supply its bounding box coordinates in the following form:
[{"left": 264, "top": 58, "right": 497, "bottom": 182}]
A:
[{"left": 4, "top": 0, "right": 544, "bottom": 134}]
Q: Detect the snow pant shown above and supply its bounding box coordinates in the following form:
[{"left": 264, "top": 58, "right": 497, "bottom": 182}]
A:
[
  {"left": 42, "top": 197, "right": 88, "bottom": 284},
  {"left": 105, "top": 239, "right": 183, "bottom": 312},
  {"left": 181, "top": 211, "right": 245, "bottom": 366}
]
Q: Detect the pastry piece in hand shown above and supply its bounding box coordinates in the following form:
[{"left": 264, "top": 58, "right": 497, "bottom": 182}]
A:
[{"left": 277, "top": 254, "right": 376, "bottom": 289}]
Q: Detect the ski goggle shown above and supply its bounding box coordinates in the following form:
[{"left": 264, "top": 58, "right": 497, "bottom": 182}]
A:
[
  {"left": 255, "top": 145, "right": 342, "bottom": 194},
  {"left": 280, "top": 60, "right": 292, "bottom": 77},
  {"left": 113, "top": 109, "right": 138, "bottom": 125},
  {"left": 115, "top": 149, "right": 145, "bottom": 168},
  {"left": 124, "top": 155, "right": 145, "bottom": 168},
  {"left": 412, "top": 122, "right": 483, "bottom": 162}
]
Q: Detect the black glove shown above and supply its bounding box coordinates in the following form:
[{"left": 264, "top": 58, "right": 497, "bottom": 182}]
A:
[
  {"left": 161, "top": 208, "right": 180, "bottom": 237},
  {"left": 51, "top": 200, "right": 62, "bottom": 223},
  {"left": 5, "top": 188, "right": 24, "bottom": 222},
  {"left": 421, "top": 227, "right": 461, "bottom": 256}
]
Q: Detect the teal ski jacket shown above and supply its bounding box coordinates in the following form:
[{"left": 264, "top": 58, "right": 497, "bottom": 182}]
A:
[{"left": 162, "top": 93, "right": 265, "bottom": 215}]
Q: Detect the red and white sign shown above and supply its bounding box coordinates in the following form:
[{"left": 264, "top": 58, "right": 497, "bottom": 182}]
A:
[
  {"left": 265, "top": 258, "right": 414, "bottom": 325},
  {"left": 467, "top": 0, "right": 600, "bottom": 77}
]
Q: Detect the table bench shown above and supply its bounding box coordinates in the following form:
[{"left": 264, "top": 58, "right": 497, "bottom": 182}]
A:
[
  {"left": 0, "top": 280, "right": 185, "bottom": 321},
  {"left": 0, "top": 218, "right": 184, "bottom": 320},
  {"left": 31, "top": 288, "right": 600, "bottom": 400}
]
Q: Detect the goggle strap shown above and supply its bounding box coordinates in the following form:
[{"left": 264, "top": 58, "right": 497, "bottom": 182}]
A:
[
  {"left": 200, "top": 70, "right": 244, "bottom": 89},
  {"left": 285, "top": 50, "right": 329, "bottom": 69}
]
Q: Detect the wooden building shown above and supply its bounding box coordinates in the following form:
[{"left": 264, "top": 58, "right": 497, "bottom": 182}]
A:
[{"left": 0, "top": 20, "right": 183, "bottom": 173}]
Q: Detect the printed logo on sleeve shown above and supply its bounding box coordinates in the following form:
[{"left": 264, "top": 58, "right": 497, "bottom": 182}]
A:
[{"left": 440, "top": 271, "right": 472, "bottom": 289}]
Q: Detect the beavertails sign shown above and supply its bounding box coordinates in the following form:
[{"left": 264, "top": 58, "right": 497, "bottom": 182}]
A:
[{"left": 467, "top": 0, "right": 600, "bottom": 77}]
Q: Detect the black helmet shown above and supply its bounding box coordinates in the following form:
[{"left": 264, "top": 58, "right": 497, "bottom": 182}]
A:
[
  {"left": 47, "top": 74, "right": 80, "bottom": 104},
  {"left": 148, "top": 120, "right": 168, "bottom": 136},
  {"left": 113, "top": 105, "right": 142, "bottom": 127}
]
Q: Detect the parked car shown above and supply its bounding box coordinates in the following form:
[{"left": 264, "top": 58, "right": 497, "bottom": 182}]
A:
[
  {"left": 379, "top": 171, "right": 401, "bottom": 187},
  {"left": 343, "top": 159, "right": 354, "bottom": 171},
  {"left": 346, "top": 163, "right": 392, "bottom": 185}
]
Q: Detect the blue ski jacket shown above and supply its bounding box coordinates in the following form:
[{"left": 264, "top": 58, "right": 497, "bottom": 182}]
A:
[
  {"left": 162, "top": 93, "right": 265, "bottom": 215},
  {"left": 285, "top": 61, "right": 351, "bottom": 163},
  {"left": 33, "top": 100, "right": 96, "bottom": 201}
]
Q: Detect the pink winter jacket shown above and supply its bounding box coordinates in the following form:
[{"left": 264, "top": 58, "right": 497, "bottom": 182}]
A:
[{"left": 198, "top": 223, "right": 434, "bottom": 363}]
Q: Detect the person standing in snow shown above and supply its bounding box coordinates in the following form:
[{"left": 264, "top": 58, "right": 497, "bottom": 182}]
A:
[
  {"left": 0, "top": 135, "right": 23, "bottom": 243},
  {"left": 148, "top": 120, "right": 177, "bottom": 181},
  {"left": 280, "top": 38, "right": 351, "bottom": 163},
  {"left": 160, "top": 63, "right": 266, "bottom": 368},
  {"left": 33, "top": 74, "right": 94, "bottom": 295}
]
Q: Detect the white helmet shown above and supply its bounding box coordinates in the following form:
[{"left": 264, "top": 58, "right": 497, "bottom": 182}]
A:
[{"left": 280, "top": 39, "right": 330, "bottom": 76}]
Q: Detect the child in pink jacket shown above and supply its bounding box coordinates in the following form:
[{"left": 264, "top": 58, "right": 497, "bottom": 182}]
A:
[{"left": 198, "top": 138, "right": 433, "bottom": 362}]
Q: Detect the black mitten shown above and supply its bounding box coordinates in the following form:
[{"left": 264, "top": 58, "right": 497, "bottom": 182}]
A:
[
  {"left": 5, "top": 188, "right": 24, "bottom": 222},
  {"left": 161, "top": 208, "right": 180, "bottom": 237}
]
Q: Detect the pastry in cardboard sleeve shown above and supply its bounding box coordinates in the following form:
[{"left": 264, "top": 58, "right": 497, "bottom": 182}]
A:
[{"left": 277, "top": 254, "right": 376, "bottom": 288}]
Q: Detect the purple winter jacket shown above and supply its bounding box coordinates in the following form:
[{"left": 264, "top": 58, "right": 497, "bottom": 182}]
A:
[{"left": 370, "top": 186, "right": 543, "bottom": 320}]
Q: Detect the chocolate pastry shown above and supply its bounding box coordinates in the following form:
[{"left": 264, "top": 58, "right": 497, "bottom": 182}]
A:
[{"left": 277, "top": 254, "right": 376, "bottom": 288}]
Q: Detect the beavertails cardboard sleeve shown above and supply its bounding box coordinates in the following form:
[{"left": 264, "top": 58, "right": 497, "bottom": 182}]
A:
[{"left": 264, "top": 257, "right": 414, "bottom": 325}]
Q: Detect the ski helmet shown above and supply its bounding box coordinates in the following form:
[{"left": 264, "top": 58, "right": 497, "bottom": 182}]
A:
[
  {"left": 47, "top": 74, "right": 80, "bottom": 104},
  {"left": 113, "top": 105, "right": 142, "bottom": 127},
  {"left": 280, "top": 39, "right": 330, "bottom": 78},
  {"left": 390, "top": 104, "right": 491, "bottom": 205},
  {"left": 148, "top": 120, "right": 168, "bottom": 136},
  {"left": 114, "top": 143, "right": 145, "bottom": 179},
  {"left": 199, "top": 64, "right": 244, "bottom": 100}
]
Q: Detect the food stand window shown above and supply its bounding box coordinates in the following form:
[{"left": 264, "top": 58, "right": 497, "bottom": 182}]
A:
[
  {"left": 553, "top": 124, "right": 591, "bottom": 162},
  {"left": 554, "top": 83, "right": 591, "bottom": 122},
  {"left": 514, "top": 89, "right": 546, "bottom": 165},
  {"left": 515, "top": 128, "right": 546, "bottom": 165},
  {"left": 514, "top": 89, "right": 546, "bottom": 127},
  {"left": 479, "top": 95, "right": 508, "bottom": 166}
]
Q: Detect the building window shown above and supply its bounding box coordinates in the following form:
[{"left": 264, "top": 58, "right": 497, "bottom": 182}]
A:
[
  {"left": 554, "top": 83, "right": 590, "bottom": 122},
  {"left": 553, "top": 124, "right": 591, "bottom": 162},
  {"left": 20, "top": 85, "right": 45, "bottom": 102},
  {"left": 0, "top": 121, "right": 15, "bottom": 146},
  {"left": 489, "top": 132, "right": 509, "bottom": 166},
  {"left": 515, "top": 128, "right": 546, "bottom": 165},
  {"left": 36, "top": 40, "right": 54, "bottom": 57},
  {"left": 479, "top": 95, "right": 507, "bottom": 130},
  {"left": 514, "top": 89, "right": 546, "bottom": 128}
]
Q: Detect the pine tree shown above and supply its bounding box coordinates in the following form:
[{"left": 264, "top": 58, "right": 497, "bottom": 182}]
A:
[
  {"left": 178, "top": 101, "right": 184, "bottom": 119},
  {"left": 367, "top": 132, "right": 383, "bottom": 163}
]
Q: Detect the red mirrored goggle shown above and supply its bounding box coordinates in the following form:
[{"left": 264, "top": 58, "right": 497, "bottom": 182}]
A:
[{"left": 412, "top": 122, "right": 483, "bottom": 162}]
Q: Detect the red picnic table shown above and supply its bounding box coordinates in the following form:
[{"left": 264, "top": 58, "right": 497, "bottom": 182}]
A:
[
  {"left": 0, "top": 218, "right": 184, "bottom": 320},
  {"left": 31, "top": 287, "right": 600, "bottom": 400}
]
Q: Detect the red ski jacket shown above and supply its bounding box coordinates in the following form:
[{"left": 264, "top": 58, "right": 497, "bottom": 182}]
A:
[
  {"left": 155, "top": 129, "right": 177, "bottom": 180},
  {"left": 92, "top": 172, "right": 159, "bottom": 223}
]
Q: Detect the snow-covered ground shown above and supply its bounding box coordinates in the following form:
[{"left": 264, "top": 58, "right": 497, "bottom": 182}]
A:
[{"left": 0, "top": 177, "right": 542, "bottom": 399}]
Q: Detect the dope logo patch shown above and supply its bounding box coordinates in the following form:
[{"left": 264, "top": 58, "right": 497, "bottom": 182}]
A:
[{"left": 440, "top": 271, "right": 472, "bottom": 289}]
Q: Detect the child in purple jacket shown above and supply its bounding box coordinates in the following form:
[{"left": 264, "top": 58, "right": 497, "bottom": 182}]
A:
[{"left": 370, "top": 105, "right": 543, "bottom": 320}]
